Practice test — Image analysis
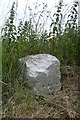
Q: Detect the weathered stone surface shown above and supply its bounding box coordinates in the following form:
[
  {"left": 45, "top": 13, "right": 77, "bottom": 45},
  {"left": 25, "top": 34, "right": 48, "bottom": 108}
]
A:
[{"left": 19, "top": 54, "right": 61, "bottom": 94}]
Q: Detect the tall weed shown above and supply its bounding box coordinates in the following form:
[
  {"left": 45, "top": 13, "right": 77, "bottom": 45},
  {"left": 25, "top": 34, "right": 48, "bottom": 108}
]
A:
[{"left": 1, "top": 1, "right": 80, "bottom": 103}]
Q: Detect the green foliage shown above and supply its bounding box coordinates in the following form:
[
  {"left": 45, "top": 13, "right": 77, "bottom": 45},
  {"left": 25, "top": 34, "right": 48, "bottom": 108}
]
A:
[
  {"left": 65, "top": 1, "right": 78, "bottom": 30},
  {"left": 49, "top": 1, "right": 79, "bottom": 65},
  {"left": 0, "top": 41, "right": 2, "bottom": 75},
  {"left": 53, "top": 28, "right": 79, "bottom": 65},
  {"left": 50, "top": 2, "right": 63, "bottom": 36},
  {"left": 2, "top": 2, "right": 16, "bottom": 44},
  {"left": 2, "top": 1, "right": 80, "bottom": 103}
]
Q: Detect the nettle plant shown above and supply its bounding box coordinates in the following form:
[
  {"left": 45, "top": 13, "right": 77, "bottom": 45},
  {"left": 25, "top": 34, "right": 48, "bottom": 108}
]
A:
[
  {"left": 2, "top": 0, "right": 80, "bottom": 103},
  {"left": 50, "top": 1, "right": 78, "bottom": 37},
  {"left": 65, "top": 1, "right": 78, "bottom": 30},
  {"left": 2, "top": 2, "right": 17, "bottom": 44},
  {"left": 50, "top": 1, "right": 63, "bottom": 38},
  {"left": 49, "top": 1, "right": 79, "bottom": 65},
  {"left": 2, "top": 1, "right": 51, "bottom": 102}
]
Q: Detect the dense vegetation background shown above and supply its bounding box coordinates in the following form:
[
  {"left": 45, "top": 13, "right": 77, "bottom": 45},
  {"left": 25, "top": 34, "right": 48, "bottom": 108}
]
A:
[{"left": 1, "top": 1, "right": 80, "bottom": 118}]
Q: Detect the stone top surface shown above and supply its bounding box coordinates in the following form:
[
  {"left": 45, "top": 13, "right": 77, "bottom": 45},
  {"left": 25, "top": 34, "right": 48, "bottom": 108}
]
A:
[{"left": 19, "top": 54, "right": 60, "bottom": 77}]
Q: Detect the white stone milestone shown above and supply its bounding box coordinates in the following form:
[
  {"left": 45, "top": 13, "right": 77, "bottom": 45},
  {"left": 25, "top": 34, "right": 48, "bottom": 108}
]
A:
[{"left": 19, "top": 54, "right": 61, "bottom": 94}]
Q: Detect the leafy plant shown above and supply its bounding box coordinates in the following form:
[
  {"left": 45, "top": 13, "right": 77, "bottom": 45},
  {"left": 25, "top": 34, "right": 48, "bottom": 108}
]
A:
[
  {"left": 2, "top": 1, "right": 80, "bottom": 104},
  {"left": 49, "top": 1, "right": 79, "bottom": 65}
]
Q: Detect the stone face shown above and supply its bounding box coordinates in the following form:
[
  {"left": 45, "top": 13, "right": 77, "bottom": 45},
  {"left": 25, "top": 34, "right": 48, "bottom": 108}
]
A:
[{"left": 19, "top": 54, "right": 61, "bottom": 94}]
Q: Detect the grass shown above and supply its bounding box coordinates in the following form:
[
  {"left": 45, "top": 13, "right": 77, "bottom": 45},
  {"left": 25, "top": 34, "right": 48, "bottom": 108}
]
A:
[
  {"left": 2, "top": 65, "right": 80, "bottom": 118},
  {"left": 0, "top": 40, "right": 2, "bottom": 119},
  {"left": 1, "top": 1, "right": 80, "bottom": 118},
  {"left": 0, "top": 40, "right": 2, "bottom": 76}
]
